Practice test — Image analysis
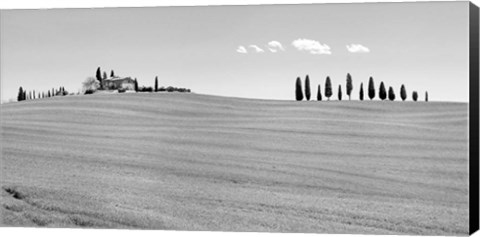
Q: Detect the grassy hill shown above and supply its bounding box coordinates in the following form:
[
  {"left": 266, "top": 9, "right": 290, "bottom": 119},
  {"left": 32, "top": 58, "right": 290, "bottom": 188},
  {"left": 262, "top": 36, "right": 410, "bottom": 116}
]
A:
[{"left": 0, "top": 93, "right": 469, "bottom": 235}]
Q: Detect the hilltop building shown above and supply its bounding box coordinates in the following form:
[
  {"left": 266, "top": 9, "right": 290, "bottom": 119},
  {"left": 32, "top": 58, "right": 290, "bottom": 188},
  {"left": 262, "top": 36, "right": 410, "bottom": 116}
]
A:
[{"left": 103, "top": 76, "right": 135, "bottom": 90}]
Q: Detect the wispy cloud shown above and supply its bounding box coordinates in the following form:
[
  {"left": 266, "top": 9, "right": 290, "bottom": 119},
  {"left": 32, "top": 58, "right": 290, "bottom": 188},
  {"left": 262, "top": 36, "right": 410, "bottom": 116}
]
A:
[
  {"left": 236, "top": 46, "right": 248, "bottom": 54},
  {"left": 291, "top": 39, "right": 331, "bottom": 55},
  {"left": 249, "top": 45, "right": 265, "bottom": 53},
  {"left": 346, "top": 44, "right": 370, "bottom": 53},
  {"left": 267, "top": 41, "right": 285, "bottom": 53}
]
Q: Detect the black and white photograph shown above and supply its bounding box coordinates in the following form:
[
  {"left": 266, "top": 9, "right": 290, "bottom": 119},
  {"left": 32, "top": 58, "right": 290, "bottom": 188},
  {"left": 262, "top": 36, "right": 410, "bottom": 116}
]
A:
[{"left": 0, "top": 1, "right": 479, "bottom": 236}]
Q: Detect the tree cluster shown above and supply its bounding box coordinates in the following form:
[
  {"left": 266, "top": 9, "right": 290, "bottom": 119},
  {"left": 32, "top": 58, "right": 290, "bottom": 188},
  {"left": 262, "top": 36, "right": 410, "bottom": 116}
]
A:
[
  {"left": 294, "top": 74, "right": 429, "bottom": 102},
  {"left": 17, "top": 86, "right": 69, "bottom": 102},
  {"left": 150, "top": 76, "right": 191, "bottom": 93},
  {"left": 158, "top": 86, "right": 191, "bottom": 93},
  {"left": 90, "top": 68, "right": 192, "bottom": 95}
]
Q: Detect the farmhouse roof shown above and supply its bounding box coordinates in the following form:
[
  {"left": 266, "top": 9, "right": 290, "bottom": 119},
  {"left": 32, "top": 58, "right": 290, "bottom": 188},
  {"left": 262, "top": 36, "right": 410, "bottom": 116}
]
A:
[{"left": 104, "top": 77, "right": 133, "bottom": 82}]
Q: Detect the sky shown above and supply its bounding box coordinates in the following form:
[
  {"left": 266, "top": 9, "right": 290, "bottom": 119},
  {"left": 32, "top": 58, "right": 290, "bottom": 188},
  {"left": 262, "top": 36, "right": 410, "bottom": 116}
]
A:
[{"left": 0, "top": 1, "right": 470, "bottom": 103}]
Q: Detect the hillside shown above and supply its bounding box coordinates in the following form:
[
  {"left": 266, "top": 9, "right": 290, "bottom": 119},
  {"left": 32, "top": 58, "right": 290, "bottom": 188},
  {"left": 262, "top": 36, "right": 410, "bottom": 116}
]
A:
[{"left": 0, "top": 93, "right": 469, "bottom": 235}]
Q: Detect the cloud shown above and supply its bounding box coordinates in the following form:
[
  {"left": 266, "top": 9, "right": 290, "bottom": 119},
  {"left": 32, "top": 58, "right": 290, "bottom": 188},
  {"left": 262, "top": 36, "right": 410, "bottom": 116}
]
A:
[
  {"left": 267, "top": 41, "right": 285, "bottom": 53},
  {"left": 346, "top": 44, "right": 370, "bottom": 53},
  {"left": 236, "top": 46, "right": 248, "bottom": 54},
  {"left": 249, "top": 45, "right": 265, "bottom": 53},
  {"left": 291, "top": 39, "right": 331, "bottom": 55}
]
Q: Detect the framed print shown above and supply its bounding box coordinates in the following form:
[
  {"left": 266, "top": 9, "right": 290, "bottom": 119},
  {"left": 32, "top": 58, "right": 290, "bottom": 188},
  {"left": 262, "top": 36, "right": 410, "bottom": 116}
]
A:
[{"left": 1, "top": 1, "right": 479, "bottom": 236}]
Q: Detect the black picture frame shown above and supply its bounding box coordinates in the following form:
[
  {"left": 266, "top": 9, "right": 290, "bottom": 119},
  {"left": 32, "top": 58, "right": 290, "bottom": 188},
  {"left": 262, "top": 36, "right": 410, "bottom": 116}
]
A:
[{"left": 469, "top": 2, "right": 479, "bottom": 235}]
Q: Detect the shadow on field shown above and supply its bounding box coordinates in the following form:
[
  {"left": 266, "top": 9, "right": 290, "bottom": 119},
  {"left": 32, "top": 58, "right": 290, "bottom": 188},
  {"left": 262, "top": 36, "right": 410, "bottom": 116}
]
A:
[{"left": 0, "top": 185, "right": 148, "bottom": 228}]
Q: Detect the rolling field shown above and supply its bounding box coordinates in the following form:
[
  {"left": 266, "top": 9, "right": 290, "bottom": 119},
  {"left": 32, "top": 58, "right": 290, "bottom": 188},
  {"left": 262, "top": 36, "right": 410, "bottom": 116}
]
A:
[{"left": 0, "top": 93, "right": 469, "bottom": 235}]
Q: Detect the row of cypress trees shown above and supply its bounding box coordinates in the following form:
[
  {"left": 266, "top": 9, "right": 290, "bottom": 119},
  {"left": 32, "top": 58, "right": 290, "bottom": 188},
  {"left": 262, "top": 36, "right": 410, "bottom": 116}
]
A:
[
  {"left": 17, "top": 86, "right": 68, "bottom": 102},
  {"left": 295, "top": 74, "right": 428, "bottom": 102}
]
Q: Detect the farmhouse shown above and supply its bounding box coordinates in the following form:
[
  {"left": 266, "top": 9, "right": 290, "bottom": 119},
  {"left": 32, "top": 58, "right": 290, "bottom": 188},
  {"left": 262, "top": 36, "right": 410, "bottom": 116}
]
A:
[{"left": 103, "top": 77, "right": 135, "bottom": 90}]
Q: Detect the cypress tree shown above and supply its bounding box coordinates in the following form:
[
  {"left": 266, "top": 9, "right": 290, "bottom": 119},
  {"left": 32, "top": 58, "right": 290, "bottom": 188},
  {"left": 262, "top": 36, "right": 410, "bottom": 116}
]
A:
[
  {"left": 346, "top": 73, "right": 353, "bottom": 100},
  {"left": 110, "top": 70, "right": 115, "bottom": 78},
  {"left": 379, "top": 82, "right": 387, "bottom": 100},
  {"left": 359, "top": 82, "right": 364, "bottom": 101},
  {"left": 305, "top": 75, "right": 311, "bottom": 101},
  {"left": 338, "top": 85, "right": 342, "bottom": 101},
  {"left": 400, "top": 84, "right": 407, "bottom": 101},
  {"left": 103, "top": 72, "right": 107, "bottom": 80},
  {"left": 325, "top": 76, "right": 332, "bottom": 101},
  {"left": 23, "top": 91, "right": 26, "bottom": 101},
  {"left": 52, "top": 88, "right": 55, "bottom": 97},
  {"left": 48, "top": 91, "right": 51, "bottom": 97},
  {"left": 155, "top": 76, "right": 158, "bottom": 92},
  {"left": 33, "top": 90, "right": 36, "bottom": 99},
  {"left": 17, "top": 87, "right": 24, "bottom": 101},
  {"left": 134, "top": 78, "right": 138, "bottom": 92},
  {"left": 425, "top": 91, "right": 429, "bottom": 102},
  {"left": 96, "top": 67, "right": 103, "bottom": 89},
  {"left": 29, "top": 91, "right": 32, "bottom": 100},
  {"left": 295, "top": 77, "right": 303, "bottom": 101},
  {"left": 388, "top": 86, "right": 395, "bottom": 101},
  {"left": 368, "top": 77, "right": 375, "bottom": 100},
  {"left": 317, "top": 85, "right": 322, "bottom": 101},
  {"left": 412, "top": 91, "right": 418, "bottom": 101}
]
